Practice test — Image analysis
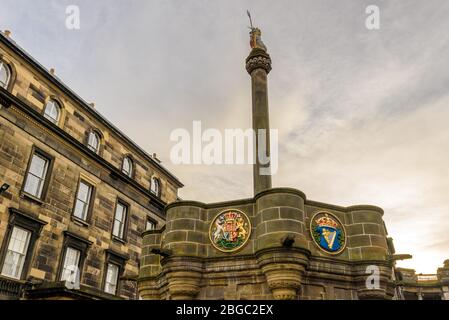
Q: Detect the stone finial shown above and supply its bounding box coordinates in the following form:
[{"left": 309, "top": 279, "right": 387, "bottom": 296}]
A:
[
  {"left": 88, "top": 102, "right": 95, "bottom": 108},
  {"left": 49, "top": 68, "right": 55, "bottom": 75},
  {"left": 3, "top": 30, "right": 11, "bottom": 37}
]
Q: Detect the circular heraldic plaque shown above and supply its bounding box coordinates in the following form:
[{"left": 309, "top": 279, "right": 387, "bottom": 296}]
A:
[
  {"left": 310, "top": 211, "right": 347, "bottom": 255},
  {"left": 209, "top": 209, "right": 252, "bottom": 253}
]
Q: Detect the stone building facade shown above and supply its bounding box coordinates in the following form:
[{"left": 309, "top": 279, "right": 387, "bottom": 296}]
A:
[
  {"left": 396, "top": 261, "right": 449, "bottom": 300},
  {"left": 0, "top": 31, "right": 182, "bottom": 299}
]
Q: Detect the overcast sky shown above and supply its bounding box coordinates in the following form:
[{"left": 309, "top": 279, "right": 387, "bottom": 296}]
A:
[{"left": 1, "top": 0, "right": 448, "bottom": 273}]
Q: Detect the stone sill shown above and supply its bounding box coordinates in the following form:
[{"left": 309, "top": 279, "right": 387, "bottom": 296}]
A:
[
  {"left": 71, "top": 216, "right": 90, "bottom": 228},
  {"left": 20, "top": 192, "right": 44, "bottom": 205}
]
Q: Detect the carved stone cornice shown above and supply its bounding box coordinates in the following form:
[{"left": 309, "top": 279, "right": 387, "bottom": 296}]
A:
[{"left": 246, "top": 48, "right": 272, "bottom": 74}]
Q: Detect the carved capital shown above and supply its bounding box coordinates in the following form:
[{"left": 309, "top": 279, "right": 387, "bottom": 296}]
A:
[
  {"left": 256, "top": 249, "right": 308, "bottom": 300},
  {"left": 246, "top": 49, "right": 272, "bottom": 74}
]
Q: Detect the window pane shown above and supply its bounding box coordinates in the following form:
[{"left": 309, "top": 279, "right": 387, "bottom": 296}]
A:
[
  {"left": 24, "top": 153, "right": 48, "bottom": 198},
  {"left": 73, "top": 181, "right": 91, "bottom": 220},
  {"left": 61, "top": 247, "right": 81, "bottom": 282},
  {"left": 112, "top": 221, "right": 121, "bottom": 237},
  {"left": 151, "top": 178, "right": 160, "bottom": 195},
  {"left": 44, "top": 100, "right": 60, "bottom": 123},
  {"left": 73, "top": 200, "right": 86, "bottom": 219},
  {"left": 104, "top": 263, "right": 119, "bottom": 295},
  {"left": 29, "top": 154, "right": 47, "bottom": 177},
  {"left": 1, "top": 227, "right": 31, "bottom": 279},
  {"left": 0, "top": 61, "right": 10, "bottom": 89},
  {"left": 116, "top": 203, "right": 124, "bottom": 221},
  {"left": 23, "top": 174, "right": 41, "bottom": 197},
  {"left": 146, "top": 220, "right": 155, "bottom": 231},
  {"left": 113, "top": 203, "right": 126, "bottom": 238},
  {"left": 88, "top": 132, "right": 99, "bottom": 152},
  {"left": 77, "top": 182, "right": 91, "bottom": 202},
  {"left": 122, "top": 157, "right": 131, "bottom": 176}
]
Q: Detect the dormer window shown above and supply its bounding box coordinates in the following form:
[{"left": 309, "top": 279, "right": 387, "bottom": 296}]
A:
[
  {"left": 87, "top": 131, "right": 100, "bottom": 154},
  {"left": 0, "top": 60, "right": 11, "bottom": 89},
  {"left": 150, "top": 177, "right": 160, "bottom": 197},
  {"left": 121, "top": 156, "right": 133, "bottom": 177},
  {"left": 43, "top": 99, "right": 61, "bottom": 124}
]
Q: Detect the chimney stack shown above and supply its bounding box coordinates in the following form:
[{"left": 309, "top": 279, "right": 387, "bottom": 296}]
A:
[{"left": 153, "top": 153, "right": 161, "bottom": 163}]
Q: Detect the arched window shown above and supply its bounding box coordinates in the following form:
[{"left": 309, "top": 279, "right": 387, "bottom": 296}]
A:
[
  {"left": 87, "top": 131, "right": 100, "bottom": 154},
  {"left": 0, "top": 60, "right": 11, "bottom": 89},
  {"left": 150, "top": 177, "right": 160, "bottom": 197},
  {"left": 43, "top": 99, "right": 61, "bottom": 124},
  {"left": 121, "top": 156, "right": 133, "bottom": 177}
]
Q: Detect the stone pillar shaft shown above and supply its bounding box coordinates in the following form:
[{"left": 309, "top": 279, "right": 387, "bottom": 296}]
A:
[{"left": 246, "top": 48, "right": 272, "bottom": 195}]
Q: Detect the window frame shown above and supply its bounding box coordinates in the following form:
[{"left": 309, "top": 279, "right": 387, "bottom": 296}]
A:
[
  {"left": 86, "top": 130, "right": 101, "bottom": 154},
  {"left": 104, "top": 263, "right": 120, "bottom": 295},
  {"left": 0, "top": 56, "right": 16, "bottom": 92},
  {"left": 150, "top": 177, "right": 161, "bottom": 198},
  {"left": 59, "top": 246, "right": 81, "bottom": 282},
  {"left": 121, "top": 156, "right": 133, "bottom": 178},
  {"left": 102, "top": 249, "right": 129, "bottom": 296},
  {"left": 0, "top": 226, "right": 32, "bottom": 280},
  {"left": 72, "top": 178, "right": 95, "bottom": 224},
  {"left": 56, "top": 231, "right": 92, "bottom": 284},
  {"left": 43, "top": 98, "right": 62, "bottom": 125},
  {"left": 0, "top": 208, "right": 47, "bottom": 281},
  {"left": 112, "top": 199, "right": 130, "bottom": 242},
  {"left": 0, "top": 59, "right": 11, "bottom": 89},
  {"left": 21, "top": 146, "right": 54, "bottom": 203},
  {"left": 146, "top": 218, "right": 156, "bottom": 231}
]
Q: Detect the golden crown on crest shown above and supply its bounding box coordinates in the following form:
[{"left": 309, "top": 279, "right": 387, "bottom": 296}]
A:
[
  {"left": 224, "top": 211, "right": 238, "bottom": 221},
  {"left": 315, "top": 214, "right": 339, "bottom": 229}
]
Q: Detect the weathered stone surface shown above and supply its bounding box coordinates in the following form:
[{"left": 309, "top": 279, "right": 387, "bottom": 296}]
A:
[
  {"left": 139, "top": 189, "right": 395, "bottom": 300},
  {"left": 0, "top": 40, "right": 181, "bottom": 300}
]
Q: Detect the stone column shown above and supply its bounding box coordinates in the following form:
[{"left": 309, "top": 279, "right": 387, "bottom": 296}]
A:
[
  {"left": 162, "top": 202, "right": 206, "bottom": 300},
  {"left": 246, "top": 48, "right": 272, "bottom": 195},
  {"left": 254, "top": 188, "right": 309, "bottom": 300},
  {"left": 138, "top": 229, "right": 162, "bottom": 300}
]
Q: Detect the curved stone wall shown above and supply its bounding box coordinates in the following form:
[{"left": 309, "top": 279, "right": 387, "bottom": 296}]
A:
[{"left": 138, "top": 188, "right": 395, "bottom": 300}]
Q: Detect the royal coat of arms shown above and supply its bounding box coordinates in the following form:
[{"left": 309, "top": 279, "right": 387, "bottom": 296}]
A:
[
  {"left": 209, "top": 209, "right": 251, "bottom": 252},
  {"left": 310, "top": 212, "right": 346, "bottom": 254}
]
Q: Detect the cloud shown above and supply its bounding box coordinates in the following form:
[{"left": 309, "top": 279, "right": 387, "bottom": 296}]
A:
[{"left": 1, "top": 0, "right": 448, "bottom": 273}]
